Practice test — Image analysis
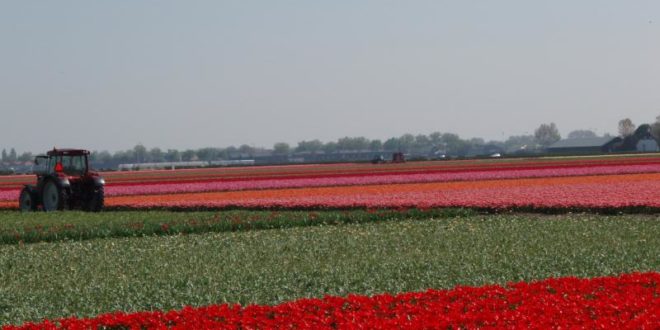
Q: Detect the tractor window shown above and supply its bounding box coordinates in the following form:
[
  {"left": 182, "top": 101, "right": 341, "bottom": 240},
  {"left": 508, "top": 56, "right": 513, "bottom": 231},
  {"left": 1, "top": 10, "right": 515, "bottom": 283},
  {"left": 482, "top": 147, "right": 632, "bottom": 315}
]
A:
[
  {"left": 61, "top": 155, "right": 87, "bottom": 176},
  {"left": 48, "top": 156, "right": 60, "bottom": 174}
]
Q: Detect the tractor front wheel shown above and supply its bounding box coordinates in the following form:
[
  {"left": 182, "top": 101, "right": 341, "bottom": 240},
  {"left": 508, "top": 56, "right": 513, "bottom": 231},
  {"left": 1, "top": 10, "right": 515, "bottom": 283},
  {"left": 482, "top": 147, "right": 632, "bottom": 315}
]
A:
[
  {"left": 19, "top": 187, "right": 38, "bottom": 212},
  {"left": 42, "top": 181, "right": 67, "bottom": 211}
]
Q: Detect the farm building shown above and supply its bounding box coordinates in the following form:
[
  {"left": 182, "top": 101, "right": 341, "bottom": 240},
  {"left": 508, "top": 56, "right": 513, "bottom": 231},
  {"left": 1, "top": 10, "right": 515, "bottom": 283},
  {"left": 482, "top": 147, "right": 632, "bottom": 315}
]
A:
[
  {"left": 636, "top": 138, "right": 659, "bottom": 152},
  {"left": 546, "top": 137, "right": 621, "bottom": 154},
  {"left": 619, "top": 124, "right": 660, "bottom": 152}
]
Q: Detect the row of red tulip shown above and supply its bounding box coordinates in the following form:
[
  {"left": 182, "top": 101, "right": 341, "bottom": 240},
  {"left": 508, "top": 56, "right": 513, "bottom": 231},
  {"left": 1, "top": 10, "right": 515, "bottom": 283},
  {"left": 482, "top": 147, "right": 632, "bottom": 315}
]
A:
[
  {"left": 1, "top": 163, "right": 659, "bottom": 201},
  {"left": 6, "top": 272, "right": 658, "bottom": 329},
  {"left": 2, "top": 172, "right": 658, "bottom": 210},
  {"left": 92, "top": 163, "right": 660, "bottom": 197},
  {"left": 102, "top": 173, "right": 660, "bottom": 210}
]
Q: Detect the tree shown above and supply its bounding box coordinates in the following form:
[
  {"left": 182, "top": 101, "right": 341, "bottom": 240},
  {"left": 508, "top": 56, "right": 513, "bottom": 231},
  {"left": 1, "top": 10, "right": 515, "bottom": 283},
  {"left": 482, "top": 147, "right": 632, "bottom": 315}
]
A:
[
  {"left": 336, "top": 137, "right": 353, "bottom": 151},
  {"left": 618, "top": 118, "right": 636, "bottom": 137},
  {"left": 469, "top": 137, "right": 485, "bottom": 145},
  {"left": 296, "top": 140, "right": 323, "bottom": 153},
  {"left": 307, "top": 140, "right": 324, "bottom": 153},
  {"left": 369, "top": 139, "right": 383, "bottom": 151},
  {"left": 534, "top": 123, "right": 561, "bottom": 147},
  {"left": 437, "top": 133, "right": 467, "bottom": 155},
  {"left": 398, "top": 134, "right": 415, "bottom": 152},
  {"left": 429, "top": 132, "right": 442, "bottom": 146},
  {"left": 567, "top": 130, "right": 598, "bottom": 139},
  {"left": 336, "top": 136, "right": 370, "bottom": 151},
  {"left": 197, "top": 147, "right": 220, "bottom": 161},
  {"left": 446, "top": 139, "right": 470, "bottom": 156},
  {"left": 17, "top": 152, "right": 33, "bottom": 162},
  {"left": 181, "top": 149, "right": 197, "bottom": 161},
  {"left": 8, "top": 148, "right": 17, "bottom": 162},
  {"left": 383, "top": 137, "right": 399, "bottom": 151},
  {"left": 353, "top": 137, "right": 370, "bottom": 150},
  {"left": 224, "top": 146, "right": 238, "bottom": 159},
  {"left": 441, "top": 133, "right": 461, "bottom": 145},
  {"left": 96, "top": 151, "right": 113, "bottom": 164},
  {"left": 164, "top": 149, "right": 181, "bottom": 162},
  {"left": 620, "top": 124, "right": 655, "bottom": 151},
  {"left": 322, "top": 141, "right": 337, "bottom": 154},
  {"left": 413, "top": 134, "right": 431, "bottom": 152},
  {"left": 504, "top": 135, "right": 536, "bottom": 152},
  {"left": 133, "top": 144, "right": 147, "bottom": 163},
  {"left": 651, "top": 115, "right": 660, "bottom": 142},
  {"left": 238, "top": 145, "right": 255, "bottom": 157},
  {"left": 149, "top": 148, "right": 165, "bottom": 162},
  {"left": 273, "top": 142, "right": 290, "bottom": 155},
  {"left": 112, "top": 150, "right": 134, "bottom": 164}
]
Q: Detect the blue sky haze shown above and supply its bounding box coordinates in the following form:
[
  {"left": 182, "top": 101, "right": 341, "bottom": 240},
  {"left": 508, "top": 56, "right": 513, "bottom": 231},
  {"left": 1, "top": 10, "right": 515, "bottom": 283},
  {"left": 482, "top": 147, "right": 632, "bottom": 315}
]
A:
[{"left": 1, "top": 1, "right": 658, "bottom": 152}]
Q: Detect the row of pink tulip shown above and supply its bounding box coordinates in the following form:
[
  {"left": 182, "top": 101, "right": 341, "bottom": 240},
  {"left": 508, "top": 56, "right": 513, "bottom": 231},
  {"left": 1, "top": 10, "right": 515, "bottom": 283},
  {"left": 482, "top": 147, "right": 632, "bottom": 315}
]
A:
[
  {"left": 1, "top": 163, "right": 657, "bottom": 201},
  {"left": 104, "top": 173, "right": 660, "bottom": 210},
  {"left": 108, "top": 163, "right": 659, "bottom": 197}
]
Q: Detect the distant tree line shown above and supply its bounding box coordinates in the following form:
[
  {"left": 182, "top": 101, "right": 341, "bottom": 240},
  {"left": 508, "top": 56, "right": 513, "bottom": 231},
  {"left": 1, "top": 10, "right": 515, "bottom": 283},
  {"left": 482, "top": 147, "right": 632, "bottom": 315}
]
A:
[
  {"left": 2, "top": 115, "right": 659, "bottom": 169},
  {"left": 0, "top": 148, "right": 33, "bottom": 163}
]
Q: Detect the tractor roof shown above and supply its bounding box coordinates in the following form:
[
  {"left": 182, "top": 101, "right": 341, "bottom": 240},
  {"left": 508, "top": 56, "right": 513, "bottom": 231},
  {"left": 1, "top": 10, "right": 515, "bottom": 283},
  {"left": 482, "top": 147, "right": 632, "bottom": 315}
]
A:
[{"left": 46, "top": 148, "right": 90, "bottom": 157}]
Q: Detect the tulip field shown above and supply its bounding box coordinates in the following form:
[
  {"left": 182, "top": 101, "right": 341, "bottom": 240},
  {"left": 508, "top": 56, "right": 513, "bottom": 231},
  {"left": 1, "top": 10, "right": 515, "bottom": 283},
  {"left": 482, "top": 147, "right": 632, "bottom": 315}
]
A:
[
  {"left": 0, "top": 155, "right": 659, "bottom": 328},
  {"left": 1, "top": 155, "right": 659, "bottom": 211}
]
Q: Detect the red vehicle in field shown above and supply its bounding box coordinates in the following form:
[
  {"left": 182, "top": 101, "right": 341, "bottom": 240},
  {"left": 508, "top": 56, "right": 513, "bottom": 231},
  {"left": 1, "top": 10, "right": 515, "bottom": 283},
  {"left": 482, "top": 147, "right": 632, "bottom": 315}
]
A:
[{"left": 19, "top": 148, "right": 105, "bottom": 212}]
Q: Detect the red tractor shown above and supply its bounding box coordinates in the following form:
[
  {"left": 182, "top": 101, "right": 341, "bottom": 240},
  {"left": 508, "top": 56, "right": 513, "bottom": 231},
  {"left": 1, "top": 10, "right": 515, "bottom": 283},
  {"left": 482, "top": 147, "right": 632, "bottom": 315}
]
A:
[{"left": 19, "top": 148, "right": 105, "bottom": 212}]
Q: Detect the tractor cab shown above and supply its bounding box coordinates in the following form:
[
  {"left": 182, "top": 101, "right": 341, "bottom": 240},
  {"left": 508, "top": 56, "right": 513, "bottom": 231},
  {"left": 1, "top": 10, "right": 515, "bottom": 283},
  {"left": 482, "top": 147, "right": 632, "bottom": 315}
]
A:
[
  {"left": 20, "top": 148, "right": 105, "bottom": 212},
  {"left": 36, "top": 149, "right": 91, "bottom": 177}
]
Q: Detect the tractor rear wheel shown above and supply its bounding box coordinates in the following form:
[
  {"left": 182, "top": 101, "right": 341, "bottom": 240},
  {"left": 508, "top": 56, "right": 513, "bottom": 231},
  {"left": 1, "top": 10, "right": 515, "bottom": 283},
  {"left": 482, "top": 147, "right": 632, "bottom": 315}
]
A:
[
  {"left": 84, "top": 186, "right": 104, "bottom": 212},
  {"left": 42, "top": 180, "right": 67, "bottom": 211},
  {"left": 19, "top": 187, "right": 38, "bottom": 212}
]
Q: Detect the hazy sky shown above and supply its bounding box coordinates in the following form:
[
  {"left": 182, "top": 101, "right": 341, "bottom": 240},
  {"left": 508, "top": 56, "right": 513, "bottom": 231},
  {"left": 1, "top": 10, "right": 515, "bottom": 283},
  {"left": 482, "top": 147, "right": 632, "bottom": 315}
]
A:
[{"left": 1, "top": 1, "right": 659, "bottom": 153}]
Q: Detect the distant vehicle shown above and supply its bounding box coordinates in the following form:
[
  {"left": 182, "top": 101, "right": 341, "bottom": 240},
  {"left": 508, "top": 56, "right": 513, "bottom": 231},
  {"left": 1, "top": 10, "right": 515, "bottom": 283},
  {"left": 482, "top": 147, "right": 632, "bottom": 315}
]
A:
[
  {"left": 371, "top": 155, "right": 386, "bottom": 164},
  {"left": 433, "top": 153, "right": 447, "bottom": 160},
  {"left": 19, "top": 148, "right": 105, "bottom": 212},
  {"left": 371, "top": 152, "right": 406, "bottom": 164},
  {"left": 490, "top": 153, "right": 502, "bottom": 158},
  {"left": 392, "top": 152, "right": 406, "bottom": 163}
]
